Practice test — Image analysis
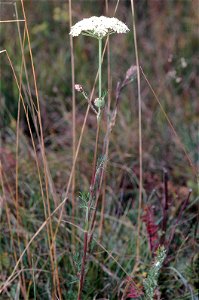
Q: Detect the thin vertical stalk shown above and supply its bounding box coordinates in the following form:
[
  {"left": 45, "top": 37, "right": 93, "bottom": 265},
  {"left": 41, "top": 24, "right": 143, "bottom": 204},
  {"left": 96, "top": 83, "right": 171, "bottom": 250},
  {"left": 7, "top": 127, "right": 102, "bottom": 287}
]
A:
[
  {"left": 90, "top": 122, "right": 100, "bottom": 191},
  {"left": 78, "top": 36, "right": 103, "bottom": 300},
  {"left": 14, "top": 3, "right": 40, "bottom": 147},
  {"left": 122, "top": 4, "right": 143, "bottom": 296},
  {"left": 160, "top": 169, "right": 169, "bottom": 245},
  {"left": 77, "top": 232, "right": 88, "bottom": 300},
  {"left": 98, "top": 38, "right": 102, "bottom": 99},
  {"left": 90, "top": 38, "right": 102, "bottom": 187},
  {"left": 131, "top": 0, "right": 143, "bottom": 267},
  {"left": 89, "top": 37, "right": 103, "bottom": 225},
  {"left": 3, "top": 49, "right": 57, "bottom": 298},
  {"left": 14, "top": 4, "right": 60, "bottom": 211},
  {"left": 97, "top": 38, "right": 102, "bottom": 121},
  {"left": 99, "top": 0, "right": 112, "bottom": 239},
  {"left": 20, "top": 2, "right": 62, "bottom": 297},
  {"left": 88, "top": 158, "right": 106, "bottom": 246},
  {"left": 0, "top": 167, "right": 27, "bottom": 299},
  {"left": 15, "top": 25, "right": 27, "bottom": 299},
  {"left": 69, "top": 0, "right": 76, "bottom": 251}
]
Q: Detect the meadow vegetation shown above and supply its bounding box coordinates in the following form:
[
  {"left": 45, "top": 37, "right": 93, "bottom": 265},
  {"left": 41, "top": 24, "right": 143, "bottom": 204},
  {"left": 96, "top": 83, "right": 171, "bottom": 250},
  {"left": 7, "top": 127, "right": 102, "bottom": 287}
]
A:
[{"left": 0, "top": 1, "right": 198, "bottom": 299}]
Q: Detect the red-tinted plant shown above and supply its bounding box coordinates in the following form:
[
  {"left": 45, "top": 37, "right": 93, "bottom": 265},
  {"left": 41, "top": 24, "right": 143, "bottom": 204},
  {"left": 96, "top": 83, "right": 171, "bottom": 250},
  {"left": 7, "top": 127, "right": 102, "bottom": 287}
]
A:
[
  {"left": 126, "top": 277, "right": 144, "bottom": 299},
  {"left": 142, "top": 206, "right": 159, "bottom": 254}
]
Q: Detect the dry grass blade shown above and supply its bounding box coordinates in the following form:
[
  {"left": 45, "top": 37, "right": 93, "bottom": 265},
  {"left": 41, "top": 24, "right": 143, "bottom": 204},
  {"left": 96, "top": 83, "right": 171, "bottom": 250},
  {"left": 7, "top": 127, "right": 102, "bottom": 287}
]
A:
[
  {"left": 0, "top": 164, "right": 27, "bottom": 298},
  {"left": 0, "top": 49, "right": 56, "bottom": 295},
  {"left": 14, "top": 24, "right": 27, "bottom": 299},
  {"left": 0, "top": 19, "right": 25, "bottom": 23},
  {"left": 20, "top": 0, "right": 62, "bottom": 297}
]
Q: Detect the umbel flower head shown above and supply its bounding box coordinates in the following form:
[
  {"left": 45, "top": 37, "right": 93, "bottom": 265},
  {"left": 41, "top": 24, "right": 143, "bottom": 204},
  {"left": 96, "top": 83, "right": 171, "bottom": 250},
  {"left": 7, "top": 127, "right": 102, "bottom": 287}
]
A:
[{"left": 70, "top": 16, "right": 129, "bottom": 39}]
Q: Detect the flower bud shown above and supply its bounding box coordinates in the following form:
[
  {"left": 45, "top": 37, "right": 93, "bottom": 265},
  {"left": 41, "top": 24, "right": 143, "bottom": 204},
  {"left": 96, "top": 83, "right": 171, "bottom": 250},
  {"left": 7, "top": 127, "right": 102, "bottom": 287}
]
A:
[
  {"left": 94, "top": 97, "right": 105, "bottom": 108},
  {"left": 75, "top": 84, "right": 83, "bottom": 92}
]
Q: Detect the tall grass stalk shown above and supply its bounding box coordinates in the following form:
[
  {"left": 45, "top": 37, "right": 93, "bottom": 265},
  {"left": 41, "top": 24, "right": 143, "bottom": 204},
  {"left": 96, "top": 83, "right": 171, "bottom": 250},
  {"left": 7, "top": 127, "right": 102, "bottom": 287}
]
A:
[
  {"left": 1, "top": 9, "right": 29, "bottom": 295},
  {"left": 14, "top": 3, "right": 40, "bottom": 149},
  {"left": 20, "top": 1, "right": 62, "bottom": 297},
  {"left": 1, "top": 1, "right": 61, "bottom": 296},
  {"left": 131, "top": 0, "right": 143, "bottom": 268},
  {"left": 0, "top": 49, "right": 56, "bottom": 296},
  {"left": 69, "top": 0, "right": 76, "bottom": 251},
  {"left": 0, "top": 164, "right": 27, "bottom": 298},
  {"left": 121, "top": 1, "right": 143, "bottom": 297},
  {"left": 15, "top": 23, "right": 27, "bottom": 299}
]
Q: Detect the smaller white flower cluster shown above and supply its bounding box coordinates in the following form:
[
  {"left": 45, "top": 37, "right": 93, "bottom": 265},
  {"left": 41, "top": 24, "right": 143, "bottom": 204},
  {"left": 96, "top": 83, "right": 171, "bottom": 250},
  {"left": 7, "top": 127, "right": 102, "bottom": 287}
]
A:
[{"left": 70, "top": 16, "right": 129, "bottom": 39}]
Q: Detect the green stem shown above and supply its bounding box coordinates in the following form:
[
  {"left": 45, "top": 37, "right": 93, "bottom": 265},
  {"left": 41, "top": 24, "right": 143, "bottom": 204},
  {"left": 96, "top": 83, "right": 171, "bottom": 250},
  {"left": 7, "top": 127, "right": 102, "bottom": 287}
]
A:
[
  {"left": 98, "top": 38, "right": 102, "bottom": 99},
  {"left": 97, "top": 38, "right": 102, "bottom": 122}
]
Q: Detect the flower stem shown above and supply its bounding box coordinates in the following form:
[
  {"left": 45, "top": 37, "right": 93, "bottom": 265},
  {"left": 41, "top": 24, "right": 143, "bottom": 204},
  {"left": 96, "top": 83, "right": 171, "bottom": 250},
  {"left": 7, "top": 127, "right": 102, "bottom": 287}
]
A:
[
  {"left": 97, "top": 38, "right": 102, "bottom": 121},
  {"left": 98, "top": 38, "right": 102, "bottom": 99}
]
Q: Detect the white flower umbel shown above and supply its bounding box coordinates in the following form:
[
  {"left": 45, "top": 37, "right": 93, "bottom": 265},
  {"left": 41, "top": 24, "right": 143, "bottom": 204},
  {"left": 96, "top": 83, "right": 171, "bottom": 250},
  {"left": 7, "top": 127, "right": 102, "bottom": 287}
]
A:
[
  {"left": 70, "top": 16, "right": 129, "bottom": 122},
  {"left": 70, "top": 16, "right": 129, "bottom": 39}
]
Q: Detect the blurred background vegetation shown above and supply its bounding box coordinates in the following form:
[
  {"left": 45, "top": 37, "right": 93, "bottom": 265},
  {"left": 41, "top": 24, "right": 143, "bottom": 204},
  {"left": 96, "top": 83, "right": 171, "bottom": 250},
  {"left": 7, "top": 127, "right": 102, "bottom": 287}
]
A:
[{"left": 0, "top": 0, "right": 198, "bottom": 299}]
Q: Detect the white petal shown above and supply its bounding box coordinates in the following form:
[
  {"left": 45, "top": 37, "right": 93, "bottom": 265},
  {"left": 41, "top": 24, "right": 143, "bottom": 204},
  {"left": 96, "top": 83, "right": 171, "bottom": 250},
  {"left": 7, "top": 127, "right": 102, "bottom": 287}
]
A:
[{"left": 69, "top": 16, "right": 130, "bottom": 38}]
